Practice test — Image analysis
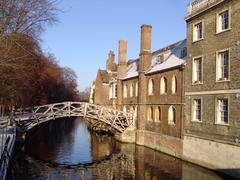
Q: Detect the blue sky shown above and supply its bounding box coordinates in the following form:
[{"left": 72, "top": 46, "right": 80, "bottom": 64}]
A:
[{"left": 41, "top": 0, "right": 192, "bottom": 91}]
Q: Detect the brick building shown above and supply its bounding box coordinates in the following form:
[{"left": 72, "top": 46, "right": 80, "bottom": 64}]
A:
[
  {"left": 92, "top": 0, "right": 240, "bottom": 177},
  {"left": 93, "top": 25, "right": 187, "bottom": 157},
  {"left": 183, "top": 0, "right": 240, "bottom": 175},
  {"left": 93, "top": 51, "right": 118, "bottom": 108}
]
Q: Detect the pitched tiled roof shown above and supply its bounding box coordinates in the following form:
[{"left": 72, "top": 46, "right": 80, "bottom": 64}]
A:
[
  {"left": 121, "top": 39, "right": 186, "bottom": 80},
  {"left": 121, "top": 59, "right": 139, "bottom": 80},
  {"left": 147, "top": 40, "right": 186, "bottom": 74}
]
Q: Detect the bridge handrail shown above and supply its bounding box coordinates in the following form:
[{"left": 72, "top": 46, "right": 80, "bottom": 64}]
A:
[
  {"left": 30, "top": 101, "right": 134, "bottom": 117},
  {"left": 11, "top": 102, "right": 135, "bottom": 133}
]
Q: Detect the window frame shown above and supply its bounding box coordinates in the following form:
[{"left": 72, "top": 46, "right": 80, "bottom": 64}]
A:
[
  {"left": 215, "top": 97, "right": 230, "bottom": 126},
  {"left": 135, "top": 81, "right": 138, "bottom": 97},
  {"left": 160, "top": 76, "right": 167, "bottom": 95},
  {"left": 168, "top": 106, "right": 176, "bottom": 125},
  {"left": 130, "top": 83, "right": 133, "bottom": 97},
  {"left": 171, "top": 75, "right": 177, "bottom": 94},
  {"left": 147, "top": 106, "right": 154, "bottom": 121},
  {"left": 192, "top": 56, "right": 203, "bottom": 85},
  {"left": 123, "top": 106, "right": 127, "bottom": 112},
  {"left": 193, "top": 20, "right": 204, "bottom": 42},
  {"left": 191, "top": 98, "right": 203, "bottom": 123},
  {"left": 216, "top": 48, "right": 230, "bottom": 82},
  {"left": 216, "top": 8, "right": 231, "bottom": 34},
  {"left": 123, "top": 83, "right": 128, "bottom": 98},
  {"left": 154, "top": 106, "right": 161, "bottom": 122},
  {"left": 148, "top": 78, "right": 154, "bottom": 96}
]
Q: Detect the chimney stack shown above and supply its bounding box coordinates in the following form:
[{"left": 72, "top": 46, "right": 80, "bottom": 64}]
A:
[
  {"left": 140, "top": 24, "right": 152, "bottom": 54},
  {"left": 106, "top": 50, "right": 115, "bottom": 71},
  {"left": 118, "top": 40, "right": 127, "bottom": 65},
  {"left": 117, "top": 40, "right": 128, "bottom": 111},
  {"left": 117, "top": 40, "right": 127, "bottom": 77},
  {"left": 139, "top": 24, "right": 152, "bottom": 72},
  {"left": 137, "top": 24, "right": 152, "bottom": 131}
]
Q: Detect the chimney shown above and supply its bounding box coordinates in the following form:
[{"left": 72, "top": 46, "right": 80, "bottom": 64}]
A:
[
  {"left": 117, "top": 40, "right": 127, "bottom": 77},
  {"left": 117, "top": 40, "right": 127, "bottom": 111},
  {"left": 106, "top": 50, "right": 115, "bottom": 71},
  {"left": 137, "top": 24, "right": 152, "bottom": 131},
  {"left": 139, "top": 24, "right": 152, "bottom": 72}
]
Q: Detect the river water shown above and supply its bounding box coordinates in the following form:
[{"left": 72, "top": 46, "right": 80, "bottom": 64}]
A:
[{"left": 7, "top": 118, "right": 233, "bottom": 180}]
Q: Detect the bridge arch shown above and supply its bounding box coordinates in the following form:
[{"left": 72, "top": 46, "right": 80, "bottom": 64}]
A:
[{"left": 14, "top": 102, "right": 135, "bottom": 133}]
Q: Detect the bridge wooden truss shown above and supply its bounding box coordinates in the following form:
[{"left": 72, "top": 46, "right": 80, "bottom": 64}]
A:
[{"left": 13, "top": 102, "right": 135, "bottom": 133}]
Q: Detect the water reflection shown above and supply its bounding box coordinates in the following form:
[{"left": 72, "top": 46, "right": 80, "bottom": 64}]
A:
[
  {"left": 25, "top": 118, "right": 115, "bottom": 166},
  {"left": 8, "top": 117, "right": 233, "bottom": 180}
]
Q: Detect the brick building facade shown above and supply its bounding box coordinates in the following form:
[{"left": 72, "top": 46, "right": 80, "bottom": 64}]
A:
[
  {"left": 93, "top": 24, "right": 187, "bottom": 157},
  {"left": 183, "top": 0, "right": 240, "bottom": 176},
  {"left": 92, "top": 0, "right": 240, "bottom": 177}
]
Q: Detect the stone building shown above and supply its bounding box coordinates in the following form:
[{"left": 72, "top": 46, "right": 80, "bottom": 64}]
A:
[{"left": 184, "top": 0, "right": 240, "bottom": 176}]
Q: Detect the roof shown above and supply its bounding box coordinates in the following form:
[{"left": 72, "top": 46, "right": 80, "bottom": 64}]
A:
[
  {"left": 146, "top": 40, "right": 186, "bottom": 74},
  {"left": 121, "top": 39, "right": 186, "bottom": 80},
  {"left": 121, "top": 59, "right": 139, "bottom": 80}
]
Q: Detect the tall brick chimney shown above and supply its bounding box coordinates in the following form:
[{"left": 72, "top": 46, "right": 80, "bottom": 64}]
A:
[
  {"left": 137, "top": 24, "right": 152, "bottom": 133},
  {"left": 139, "top": 24, "right": 152, "bottom": 72},
  {"left": 106, "top": 50, "right": 115, "bottom": 72},
  {"left": 117, "top": 40, "right": 127, "bottom": 110},
  {"left": 118, "top": 40, "right": 127, "bottom": 76}
]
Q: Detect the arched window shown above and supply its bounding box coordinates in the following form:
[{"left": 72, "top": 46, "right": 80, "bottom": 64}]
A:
[
  {"left": 129, "top": 106, "right": 134, "bottom": 114},
  {"left": 134, "top": 106, "right": 137, "bottom": 117},
  {"left": 147, "top": 107, "right": 153, "bottom": 121},
  {"left": 148, "top": 79, "right": 154, "bottom": 95},
  {"left": 130, "top": 83, "right": 133, "bottom": 97},
  {"left": 160, "top": 77, "right": 167, "bottom": 94},
  {"left": 172, "top": 76, "right": 177, "bottom": 94},
  {"left": 135, "top": 81, "right": 138, "bottom": 97},
  {"left": 168, "top": 106, "right": 176, "bottom": 124},
  {"left": 155, "top": 107, "right": 161, "bottom": 121},
  {"left": 123, "top": 106, "right": 127, "bottom": 112},
  {"left": 123, "top": 83, "right": 127, "bottom": 98}
]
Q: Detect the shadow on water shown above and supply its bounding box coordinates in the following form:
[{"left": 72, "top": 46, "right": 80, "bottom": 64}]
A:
[{"left": 7, "top": 117, "right": 237, "bottom": 180}]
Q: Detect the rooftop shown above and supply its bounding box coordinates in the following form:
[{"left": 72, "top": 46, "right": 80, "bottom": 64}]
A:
[
  {"left": 122, "top": 40, "right": 187, "bottom": 80},
  {"left": 186, "top": 0, "right": 225, "bottom": 20}
]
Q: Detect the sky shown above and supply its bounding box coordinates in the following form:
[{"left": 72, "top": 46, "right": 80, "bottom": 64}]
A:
[{"left": 41, "top": 0, "right": 192, "bottom": 91}]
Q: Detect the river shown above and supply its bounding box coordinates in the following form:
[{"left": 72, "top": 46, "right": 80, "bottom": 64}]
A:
[{"left": 7, "top": 117, "right": 233, "bottom": 180}]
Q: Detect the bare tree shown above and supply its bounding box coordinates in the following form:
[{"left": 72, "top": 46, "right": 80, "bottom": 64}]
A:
[
  {"left": 79, "top": 87, "right": 91, "bottom": 102},
  {"left": 0, "top": 0, "right": 59, "bottom": 109},
  {"left": 0, "top": 0, "right": 59, "bottom": 39}
]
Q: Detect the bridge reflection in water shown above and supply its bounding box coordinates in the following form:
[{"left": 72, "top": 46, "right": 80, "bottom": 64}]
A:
[{"left": 8, "top": 117, "right": 229, "bottom": 180}]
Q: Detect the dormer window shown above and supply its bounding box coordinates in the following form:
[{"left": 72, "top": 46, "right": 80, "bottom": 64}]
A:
[{"left": 157, "top": 54, "right": 165, "bottom": 64}]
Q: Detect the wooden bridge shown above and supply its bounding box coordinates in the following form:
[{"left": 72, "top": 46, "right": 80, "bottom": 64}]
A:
[{"left": 12, "top": 102, "right": 135, "bottom": 133}]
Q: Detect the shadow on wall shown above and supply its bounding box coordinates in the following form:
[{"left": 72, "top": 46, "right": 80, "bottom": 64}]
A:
[{"left": 215, "top": 169, "right": 240, "bottom": 179}]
